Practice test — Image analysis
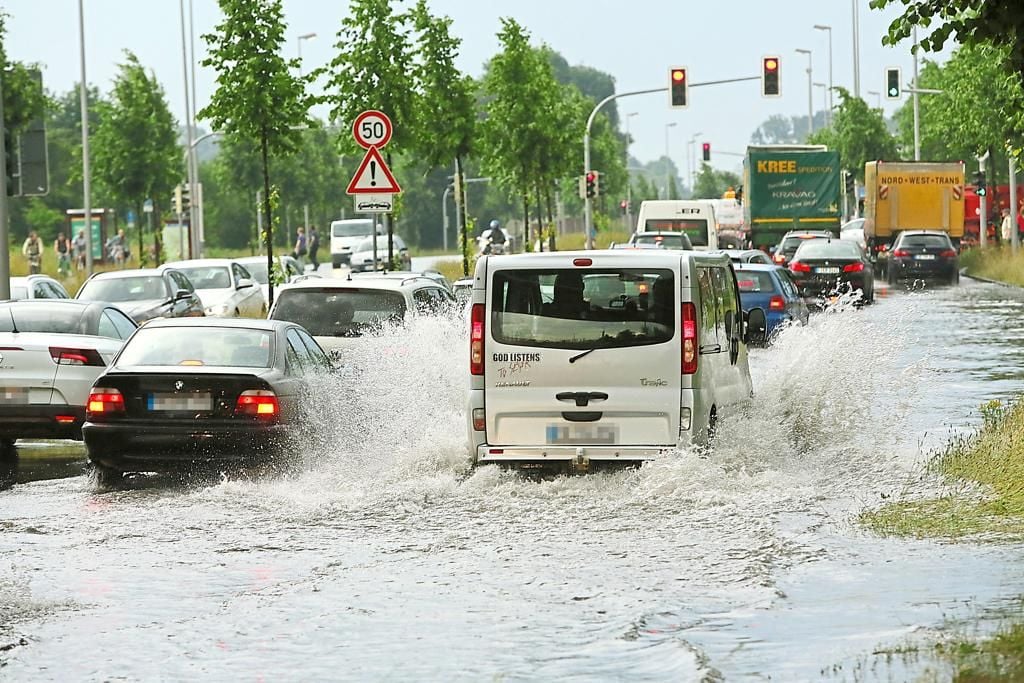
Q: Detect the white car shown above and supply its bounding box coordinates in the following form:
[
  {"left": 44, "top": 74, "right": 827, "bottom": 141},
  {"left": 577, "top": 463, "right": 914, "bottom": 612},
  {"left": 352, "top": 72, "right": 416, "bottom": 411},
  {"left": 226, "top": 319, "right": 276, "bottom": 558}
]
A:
[
  {"left": 267, "top": 275, "right": 455, "bottom": 353},
  {"left": 9, "top": 275, "right": 70, "bottom": 300},
  {"left": 0, "top": 300, "right": 137, "bottom": 447},
  {"left": 330, "top": 218, "right": 383, "bottom": 268},
  {"left": 163, "top": 258, "right": 266, "bottom": 318},
  {"left": 235, "top": 255, "right": 305, "bottom": 305},
  {"left": 840, "top": 218, "right": 867, "bottom": 251},
  {"left": 349, "top": 235, "right": 412, "bottom": 272}
]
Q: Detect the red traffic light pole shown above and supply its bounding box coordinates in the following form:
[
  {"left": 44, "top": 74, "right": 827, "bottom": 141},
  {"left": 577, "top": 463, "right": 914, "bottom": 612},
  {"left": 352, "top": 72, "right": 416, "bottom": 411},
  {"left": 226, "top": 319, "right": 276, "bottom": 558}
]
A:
[{"left": 582, "top": 75, "right": 762, "bottom": 248}]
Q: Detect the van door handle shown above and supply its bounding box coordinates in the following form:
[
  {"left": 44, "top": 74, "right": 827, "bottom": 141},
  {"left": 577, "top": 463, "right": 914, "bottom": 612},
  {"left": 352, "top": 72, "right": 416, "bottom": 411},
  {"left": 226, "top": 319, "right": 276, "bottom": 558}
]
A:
[
  {"left": 699, "top": 344, "right": 721, "bottom": 355},
  {"left": 556, "top": 391, "right": 609, "bottom": 407}
]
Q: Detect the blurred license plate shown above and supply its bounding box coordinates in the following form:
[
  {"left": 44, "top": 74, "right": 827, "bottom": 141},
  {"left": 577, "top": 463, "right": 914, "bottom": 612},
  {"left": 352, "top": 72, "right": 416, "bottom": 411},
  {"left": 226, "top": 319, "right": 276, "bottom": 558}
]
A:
[
  {"left": 0, "top": 388, "right": 28, "bottom": 405},
  {"left": 815, "top": 267, "right": 840, "bottom": 274},
  {"left": 147, "top": 392, "right": 212, "bottom": 411},
  {"left": 546, "top": 424, "right": 618, "bottom": 445},
  {"left": 915, "top": 254, "right": 936, "bottom": 260}
]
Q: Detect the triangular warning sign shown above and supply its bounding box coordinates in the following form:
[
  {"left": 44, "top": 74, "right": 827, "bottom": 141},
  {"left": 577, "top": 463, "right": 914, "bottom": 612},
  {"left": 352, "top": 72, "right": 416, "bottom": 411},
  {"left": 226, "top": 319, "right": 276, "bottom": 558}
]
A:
[{"left": 346, "top": 146, "right": 401, "bottom": 194}]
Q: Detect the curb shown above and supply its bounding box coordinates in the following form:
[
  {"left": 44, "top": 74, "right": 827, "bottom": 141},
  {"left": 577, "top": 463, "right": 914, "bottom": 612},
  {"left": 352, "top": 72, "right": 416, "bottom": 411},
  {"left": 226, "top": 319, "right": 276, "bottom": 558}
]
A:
[{"left": 960, "top": 267, "right": 1022, "bottom": 288}]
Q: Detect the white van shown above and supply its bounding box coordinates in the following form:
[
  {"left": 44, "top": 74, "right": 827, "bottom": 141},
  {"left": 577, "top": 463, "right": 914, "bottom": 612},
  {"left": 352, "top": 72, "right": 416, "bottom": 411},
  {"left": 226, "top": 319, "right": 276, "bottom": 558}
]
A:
[
  {"left": 330, "top": 219, "right": 384, "bottom": 268},
  {"left": 466, "top": 251, "right": 765, "bottom": 472},
  {"left": 635, "top": 200, "right": 720, "bottom": 251}
]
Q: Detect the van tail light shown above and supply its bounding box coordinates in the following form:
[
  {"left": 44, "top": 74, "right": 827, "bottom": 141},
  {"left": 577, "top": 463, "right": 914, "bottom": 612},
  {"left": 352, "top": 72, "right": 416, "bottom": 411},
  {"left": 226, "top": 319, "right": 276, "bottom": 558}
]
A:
[
  {"left": 472, "top": 408, "right": 485, "bottom": 431},
  {"left": 235, "top": 390, "right": 279, "bottom": 420},
  {"left": 86, "top": 388, "right": 125, "bottom": 419},
  {"left": 892, "top": 249, "right": 910, "bottom": 258},
  {"left": 768, "top": 295, "right": 786, "bottom": 311},
  {"left": 842, "top": 262, "right": 865, "bottom": 273},
  {"left": 790, "top": 261, "right": 812, "bottom": 273},
  {"left": 682, "top": 302, "right": 697, "bottom": 375},
  {"left": 470, "top": 303, "right": 485, "bottom": 376},
  {"left": 940, "top": 249, "right": 958, "bottom": 258},
  {"left": 50, "top": 346, "right": 105, "bottom": 367}
]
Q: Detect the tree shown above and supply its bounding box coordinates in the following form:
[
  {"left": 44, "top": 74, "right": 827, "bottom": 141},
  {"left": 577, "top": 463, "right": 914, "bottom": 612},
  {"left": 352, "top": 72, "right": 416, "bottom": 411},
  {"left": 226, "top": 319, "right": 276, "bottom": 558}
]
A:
[
  {"left": 693, "top": 163, "right": 741, "bottom": 199},
  {"left": 200, "top": 0, "right": 314, "bottom": 306},
  {"left": 0, "top": 11, "right": 46, "bottom": 136},
  {"left": 92, "top": 51, "right": 180, "bottom": 263},
  {"left": 808, "top": 89, "right": 898, "bottom": 180}
]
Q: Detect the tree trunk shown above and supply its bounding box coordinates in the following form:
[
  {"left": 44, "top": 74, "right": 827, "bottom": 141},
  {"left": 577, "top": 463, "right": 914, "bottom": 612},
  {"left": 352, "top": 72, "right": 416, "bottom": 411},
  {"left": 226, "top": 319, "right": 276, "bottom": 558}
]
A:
[
  {"left": 137, "top": 200, "right": 144, "bottom": 267},
  {"left": 261, "top": 130, "right": 274, "bottom": 307},
  {"left": 534, "top": 182, "right": 544, "bottom": 252},
  {"left": 545, "top": 186, "right": 556, "bottom": 251},
  {"left": 522, "top": 191, "right": 530, "bottom": 252},
  {"left": 386, "top": 151, "right": 394, "bottom": 268}
]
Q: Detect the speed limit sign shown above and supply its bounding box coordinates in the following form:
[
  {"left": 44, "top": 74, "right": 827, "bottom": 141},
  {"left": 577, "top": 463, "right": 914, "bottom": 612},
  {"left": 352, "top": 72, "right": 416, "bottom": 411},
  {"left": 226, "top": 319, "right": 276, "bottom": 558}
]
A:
[{"left": 352, "top": 110, "right": 393, "bottom": 149}]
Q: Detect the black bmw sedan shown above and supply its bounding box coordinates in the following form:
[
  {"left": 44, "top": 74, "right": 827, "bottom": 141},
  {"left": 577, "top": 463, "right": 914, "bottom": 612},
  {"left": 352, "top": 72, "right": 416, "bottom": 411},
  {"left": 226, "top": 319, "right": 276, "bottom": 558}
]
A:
[
  {"left": 886, "top": 230, "right": 960, "bottom": 285},
  {"left": 788, "top": 238, "right": 874, "bottom": 305},
  {"left": 83, "top": 318, "right": 331, "bottom": 484}
]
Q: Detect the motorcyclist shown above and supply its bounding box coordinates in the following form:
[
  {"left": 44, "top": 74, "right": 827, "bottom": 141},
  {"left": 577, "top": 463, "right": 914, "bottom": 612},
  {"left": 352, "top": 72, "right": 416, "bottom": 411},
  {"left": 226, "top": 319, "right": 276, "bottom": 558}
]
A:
[{"left": 479, "top": 219, "right": 509, "bottom": 255}]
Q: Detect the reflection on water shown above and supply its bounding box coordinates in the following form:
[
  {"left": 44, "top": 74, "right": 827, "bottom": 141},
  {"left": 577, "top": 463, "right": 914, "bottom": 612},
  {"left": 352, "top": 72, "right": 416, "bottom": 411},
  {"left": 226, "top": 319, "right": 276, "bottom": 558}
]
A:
[{"left": 0, "top": 443, "right": 88, "bottom": 491}]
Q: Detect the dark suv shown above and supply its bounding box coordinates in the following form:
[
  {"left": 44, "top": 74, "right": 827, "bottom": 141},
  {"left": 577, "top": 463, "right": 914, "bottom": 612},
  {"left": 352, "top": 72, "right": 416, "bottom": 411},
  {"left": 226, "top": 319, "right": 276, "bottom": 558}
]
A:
[
  {"left": 771, "top": 231, "right": 835, "bottom": 267},
  {"left": 886, "top": 231, "right": 959, "bottom": 285}
]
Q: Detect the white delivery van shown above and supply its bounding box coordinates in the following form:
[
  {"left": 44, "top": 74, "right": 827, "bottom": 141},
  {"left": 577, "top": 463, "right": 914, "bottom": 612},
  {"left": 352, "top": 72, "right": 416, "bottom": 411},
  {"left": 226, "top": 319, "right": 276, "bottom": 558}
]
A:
[
  {"left": 330, "top": 219, "right": 384, "bottom": 268},
  {"left": 635, "top": 200, "right": 720, "bottom": 251},
  {"left": 466, "top": 251, "right": 765, "bottom": 472}
]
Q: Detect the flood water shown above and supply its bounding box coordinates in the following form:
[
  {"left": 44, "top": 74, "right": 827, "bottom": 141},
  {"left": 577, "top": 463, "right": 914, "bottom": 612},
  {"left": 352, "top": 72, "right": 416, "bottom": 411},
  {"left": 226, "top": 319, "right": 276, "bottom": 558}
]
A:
[{"left": 3, "top": 278, "right": 1024, "bottom": 680}]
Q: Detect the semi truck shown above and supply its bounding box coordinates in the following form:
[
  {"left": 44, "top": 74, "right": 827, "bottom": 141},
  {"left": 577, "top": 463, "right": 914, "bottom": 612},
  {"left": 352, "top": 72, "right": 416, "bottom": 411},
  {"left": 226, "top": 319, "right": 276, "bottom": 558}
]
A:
[
  {"left": 742, "top": 145, "right": 842, "bottom": 249},
  {"left": 863, "top": 160, "right": 965, "bottom": 271}
]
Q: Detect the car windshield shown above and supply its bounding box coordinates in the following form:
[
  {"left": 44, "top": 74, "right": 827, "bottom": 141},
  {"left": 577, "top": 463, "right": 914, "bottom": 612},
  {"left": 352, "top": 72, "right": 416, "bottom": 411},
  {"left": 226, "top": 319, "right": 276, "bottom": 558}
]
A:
[
  {"left": 794, "top": 240, "right": 863, "bottom": 259},
  {"left": 79, "top": 276, "right": 167, "bottom": 302},
  {"left": 491, "top": 268, "right": 674, "bottom": 351},
  {"left": 735, "top": 272, "right": 777, "bottom": 293},
  {"left": 177, "top": 266, "right": 232, "bottom": 289},
  {"left": 633, "top": 233, "right": 692, "bottom": 250},
  {"left": 241, "top": 261, "right": 269, "bottom": 284},
  {"left": 0, "top": 304, "right": 88, "bottom": 334},
  {"left": 332, "top": 221, "right": 374, "bottom": 237},
  {"left": 782, "top": 235, "right": 830, "bottom": 255},
  {"left": 900, "top": 234, "right": 951, "bottom": 248},
  {"left": 9, "top": 286, "right": 27, "bottom": 299},
  {"left": 116, "top": 326, "right": 273, "bottom": 368},
  {"left": 643, "top": 219, "right": 708, "bottom": 246},
  {"left": 270, "top": 288, "right": 407, "bottom": 337}
]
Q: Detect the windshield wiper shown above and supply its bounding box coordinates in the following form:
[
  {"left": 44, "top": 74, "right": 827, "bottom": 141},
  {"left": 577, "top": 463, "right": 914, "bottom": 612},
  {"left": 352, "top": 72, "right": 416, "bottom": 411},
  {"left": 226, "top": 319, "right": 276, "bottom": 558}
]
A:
[{"left": 569, "top": 348, "right": 597, "bottom": 364}]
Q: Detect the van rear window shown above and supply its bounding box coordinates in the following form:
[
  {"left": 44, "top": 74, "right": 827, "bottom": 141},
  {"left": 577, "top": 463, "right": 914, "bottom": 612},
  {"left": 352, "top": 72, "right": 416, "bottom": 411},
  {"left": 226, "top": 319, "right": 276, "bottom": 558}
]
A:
[
  {"left": 491, "top": 269, "right": 675, "bottom": 351},
  {"left": 644, "top": 219, "right": 709, "bottom": 246}
]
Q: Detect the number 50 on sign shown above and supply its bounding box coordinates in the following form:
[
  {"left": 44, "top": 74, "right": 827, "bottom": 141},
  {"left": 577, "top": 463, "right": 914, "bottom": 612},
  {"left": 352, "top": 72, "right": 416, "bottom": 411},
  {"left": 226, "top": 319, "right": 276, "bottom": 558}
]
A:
[{"left": 352, "top": 110, "right": 393, "bottom": 149}]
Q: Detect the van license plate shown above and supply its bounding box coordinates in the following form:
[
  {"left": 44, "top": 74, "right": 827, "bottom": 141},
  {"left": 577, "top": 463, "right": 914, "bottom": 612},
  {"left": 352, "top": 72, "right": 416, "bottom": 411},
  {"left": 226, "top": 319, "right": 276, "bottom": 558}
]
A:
[
  {"left": 147, "top": 392, "right": 213, "bottom": 411},
  {"left": 546, "top": 424, "right": 618, "bottom": 445},
  {"left": 815, "top": 267, "right": 840, "bottom": 274},
  {"left": 0, "top": 388, "right": 28, "bottom": 405}
]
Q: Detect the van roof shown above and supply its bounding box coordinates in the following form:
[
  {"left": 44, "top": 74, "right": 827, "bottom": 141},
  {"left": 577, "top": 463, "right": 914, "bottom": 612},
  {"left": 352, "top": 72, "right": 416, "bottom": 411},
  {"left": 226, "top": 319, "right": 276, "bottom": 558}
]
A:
[{"left": 483, "top": 250, "right": 730, "bottom": 268}]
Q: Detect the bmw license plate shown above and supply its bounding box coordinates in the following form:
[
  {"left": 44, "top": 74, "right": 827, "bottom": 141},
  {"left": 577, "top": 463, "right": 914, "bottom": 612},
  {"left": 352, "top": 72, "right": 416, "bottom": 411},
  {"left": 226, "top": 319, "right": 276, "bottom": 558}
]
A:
[
  {"left": 815, "top": 267, "right": 841, "bottom": 274},
  {"left": 915, "top": 254, "right": 936, "bottom": 260},
  {"left": 147, "top": 392, "right": 212, "bottom": 411},
  {"left": 0, "top": 388, "right": 28, "bottom": 405},
  {"left": 546, "top": 424, "right": 618, "bottom": 445}
]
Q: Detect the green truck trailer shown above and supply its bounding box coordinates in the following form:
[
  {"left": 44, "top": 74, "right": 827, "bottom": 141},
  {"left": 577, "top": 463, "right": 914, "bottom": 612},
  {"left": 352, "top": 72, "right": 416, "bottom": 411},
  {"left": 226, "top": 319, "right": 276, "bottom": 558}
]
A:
[{"left": 742, "top": 145, "right": 842, "bottom": 248}]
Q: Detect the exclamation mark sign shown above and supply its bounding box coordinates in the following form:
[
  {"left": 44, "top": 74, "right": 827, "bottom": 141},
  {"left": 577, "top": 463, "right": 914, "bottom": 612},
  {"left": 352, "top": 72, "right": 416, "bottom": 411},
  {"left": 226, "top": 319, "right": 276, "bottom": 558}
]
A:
[{"left": 370, "top": 160, "right": 377, "bottom": 187}]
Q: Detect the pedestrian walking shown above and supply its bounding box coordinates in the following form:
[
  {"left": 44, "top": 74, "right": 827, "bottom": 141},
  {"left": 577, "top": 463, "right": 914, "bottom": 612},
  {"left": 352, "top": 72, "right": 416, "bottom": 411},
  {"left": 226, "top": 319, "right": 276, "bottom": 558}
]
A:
[
  {"left": 54, "top": 232, "right": 71, "bottom": 278},
  {"left": 22, "top": 231, "right": 44, "bottom": 274},
  {"left": 307, "top": 226, "right": 320, "bottom": 271},
  {"left": 73, "top": 229, "right": 87, "bottom": 270},
  {"left": 1000, "top": 208, "right": 1012, "bottom": 244},
  {"left": 293, "top": 226, "right": 308, "bottom": 269}
]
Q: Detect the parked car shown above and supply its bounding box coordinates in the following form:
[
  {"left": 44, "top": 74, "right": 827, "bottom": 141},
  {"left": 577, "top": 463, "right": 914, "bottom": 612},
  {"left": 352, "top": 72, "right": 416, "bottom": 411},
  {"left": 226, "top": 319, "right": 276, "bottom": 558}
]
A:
[
  {"left": 330, "top": 218, "right": 382, "bottom": 268},
  {"left": 8, "top": 275, "right": 70, "bottom": 300},
  {"left": 349, "top": 235, "right": 413, "bottom": 272},
  {"left": 734, "top": 264, "right": 809, "bottom": 342},
  {"left": 163, "top": 259, "right": 266, "bottom": 318},
  {"left": 788, "top": 238, "right": 875, "bottom": 304},
  {"left": 886, "top": 230, "right": 960, "bottom": 285},
  {"left": 235, "top": 255, "right": 305, "bottom": 304},
  {"left": 0, "top": 300, "right": 137, "bottom": 448},
  {"left": 76, "top": 267, "right": 205, "bottom": 323},
  {"left": 722, "top": 249, "right": 772, "bottom": 265},
  {"left": 268, "top": 276, "right": 455, "bottom": 353},
  {"left": 771, "top": 230, "right": 835, "bottom": 267},
  {"left": 466, "top": 250, "right": 765, "bottom": 472},
  {"left": 453, "top": 277, "right": 473, "bottom": 307},
  {"left": 82, "top": 318, "right": 331, "bottom": 485}
]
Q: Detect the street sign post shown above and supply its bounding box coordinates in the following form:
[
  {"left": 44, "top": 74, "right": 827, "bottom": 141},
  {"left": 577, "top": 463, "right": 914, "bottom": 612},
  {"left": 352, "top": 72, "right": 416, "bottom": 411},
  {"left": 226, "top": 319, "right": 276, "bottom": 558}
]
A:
[{"left": 348, "top": 109, "right": 401, "bottom": 269}]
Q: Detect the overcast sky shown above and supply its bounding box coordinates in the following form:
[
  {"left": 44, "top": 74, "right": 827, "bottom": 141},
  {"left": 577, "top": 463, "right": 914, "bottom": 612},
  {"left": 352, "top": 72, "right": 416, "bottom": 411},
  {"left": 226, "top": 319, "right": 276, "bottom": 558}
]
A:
[{"left": 6, "top": 1, "right": 949, "bottom": 179}]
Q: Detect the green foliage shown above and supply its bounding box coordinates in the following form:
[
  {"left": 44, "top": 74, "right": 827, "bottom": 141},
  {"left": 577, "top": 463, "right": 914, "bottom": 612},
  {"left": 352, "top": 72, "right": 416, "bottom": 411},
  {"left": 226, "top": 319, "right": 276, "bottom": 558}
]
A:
[
  {"left": 22, "top": 197, "right": 62, "bottom": 237},
  {"left": 750, "top": 112, "right": 828, "bottom": 145},
  {"left": 808, "top": 88, "right": 898, "bottom": 180},
  {"left": 692, "top": 163, "right": 741, "bottom": 199},
  {"left": 0, "top": 11, "right": 46, "bottom": 135},
  {"left": 961, "top": 247, "right": 1024, "bottom": 287}
]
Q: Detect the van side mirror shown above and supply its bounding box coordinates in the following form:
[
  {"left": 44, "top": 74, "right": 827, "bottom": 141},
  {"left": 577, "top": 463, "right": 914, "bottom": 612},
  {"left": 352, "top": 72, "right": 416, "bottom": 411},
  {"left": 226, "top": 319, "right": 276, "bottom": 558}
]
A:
[{"left": 744, "top": 308, "right": 767, "bottom": 346}]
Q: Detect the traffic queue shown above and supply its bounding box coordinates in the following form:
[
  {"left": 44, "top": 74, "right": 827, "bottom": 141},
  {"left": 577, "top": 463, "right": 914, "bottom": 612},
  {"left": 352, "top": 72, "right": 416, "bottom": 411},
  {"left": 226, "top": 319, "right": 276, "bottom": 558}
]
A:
[{"left": 0, "top": 192, "right": 961, "bottom": 484}]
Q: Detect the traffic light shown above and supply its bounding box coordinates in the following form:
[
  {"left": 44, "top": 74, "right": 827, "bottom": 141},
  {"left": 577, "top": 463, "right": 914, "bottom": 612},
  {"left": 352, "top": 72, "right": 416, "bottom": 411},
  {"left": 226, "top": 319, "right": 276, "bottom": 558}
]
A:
[
  {"left": 173, "top": 184, "right": 183, "bottom": 215},
  {"left": 844, "top": 170, "right": 855, "bottom": 195},
  {"left": 702, "top": 142, "right": 711, "bottom": 162},
  {"left": 181, "top": 184, "right": 192, "bottom": 212},
  {"left": 619, "top": 199, "right": 628, "bottom": 215},
  {"left": 3, "top": 128, "right": 15, "bottom": 197},
  {"left": 669, "top": 67, "right": 688, "bottom": 108},
  {"left": 974, "top": 170, "right": 987, "bottom": 197},
  {"left": 762, "top": 56, "right": 780, "bottom": 97},
  {"left": 585, "top": 171, "right": 600, "bottom": 198},
  {"left": 886, "top": 67, "right": 901, "bottom": 99}
]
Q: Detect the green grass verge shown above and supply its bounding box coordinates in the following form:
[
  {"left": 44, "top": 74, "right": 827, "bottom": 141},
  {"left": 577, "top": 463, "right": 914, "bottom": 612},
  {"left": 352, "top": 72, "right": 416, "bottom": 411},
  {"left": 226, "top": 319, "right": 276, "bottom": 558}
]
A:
[
  {"left": 961, "top": 247, "right": 1024, "bottom": 287},
  {"left": 935, "top": 622, "right": 1024, "bottom": 681}
]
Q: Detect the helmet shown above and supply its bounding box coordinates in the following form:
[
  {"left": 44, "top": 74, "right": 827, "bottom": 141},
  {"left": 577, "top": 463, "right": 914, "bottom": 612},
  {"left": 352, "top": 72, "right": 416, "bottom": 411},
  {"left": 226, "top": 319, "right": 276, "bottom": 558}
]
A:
[{"left": 489, "top": 219, "right": 500, "bottom": 229}]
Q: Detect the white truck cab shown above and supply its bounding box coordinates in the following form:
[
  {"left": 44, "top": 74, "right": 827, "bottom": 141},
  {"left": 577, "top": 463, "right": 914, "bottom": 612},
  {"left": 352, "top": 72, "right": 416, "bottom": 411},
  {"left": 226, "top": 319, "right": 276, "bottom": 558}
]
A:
[
  {"left": 466, "top": 251, "right": 764, "bottom": 472},
  {"left": 635, "top": 200, "right": 720, "bottom": 251}
]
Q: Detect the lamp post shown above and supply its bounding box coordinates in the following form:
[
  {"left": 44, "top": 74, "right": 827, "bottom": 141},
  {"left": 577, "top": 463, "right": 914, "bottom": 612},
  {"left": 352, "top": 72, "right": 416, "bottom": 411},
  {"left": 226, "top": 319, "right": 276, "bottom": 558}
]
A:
[
  {"left": 664, "top": 122, "right": 677, "bottom": 199},
  {"left": 867, "top": 90, "right": 881, "bottom": 109},
  {"left": 297, "top": 32, "right": 316, "bottom": 77},
  {"left": 77, "top": 0, "right": 94, "bottom": 276},
  {"left": 814, "top": 82, "right": 828, "bottom": 118},
  {"left": 795, "top": 49, "right": 814, "bottom": 136},
  {"left": 688, "top": 131, "right": 703, "bottom": 191},
  {"left": 851, "top": 0, "right": 861, "bottom": 98},
  {"left": 625, "top": 112, "right": 638, "bottom": 230},
  {"left": 813, "top": 24, "right": 833, "bottom": 126}
]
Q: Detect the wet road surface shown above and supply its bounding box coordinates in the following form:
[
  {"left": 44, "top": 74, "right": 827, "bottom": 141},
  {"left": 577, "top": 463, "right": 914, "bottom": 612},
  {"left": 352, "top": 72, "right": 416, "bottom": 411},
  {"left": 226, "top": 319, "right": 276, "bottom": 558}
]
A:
[{"left": 2, "top": 278, "right": 1024, "bottom": 680}]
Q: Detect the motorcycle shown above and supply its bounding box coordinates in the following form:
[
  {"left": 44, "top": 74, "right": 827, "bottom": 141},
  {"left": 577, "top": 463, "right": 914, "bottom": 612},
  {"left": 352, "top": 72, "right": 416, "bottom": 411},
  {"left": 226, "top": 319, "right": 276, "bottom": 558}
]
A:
[{"left": 477, "top": 235, "right": 507, "bottom": 256}]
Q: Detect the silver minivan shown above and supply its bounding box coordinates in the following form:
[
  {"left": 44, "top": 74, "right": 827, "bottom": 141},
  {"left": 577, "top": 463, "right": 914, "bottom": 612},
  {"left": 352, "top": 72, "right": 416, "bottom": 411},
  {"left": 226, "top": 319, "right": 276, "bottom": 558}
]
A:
[{"left": 466, "top": 250, "right": 765, "bottom": 471}]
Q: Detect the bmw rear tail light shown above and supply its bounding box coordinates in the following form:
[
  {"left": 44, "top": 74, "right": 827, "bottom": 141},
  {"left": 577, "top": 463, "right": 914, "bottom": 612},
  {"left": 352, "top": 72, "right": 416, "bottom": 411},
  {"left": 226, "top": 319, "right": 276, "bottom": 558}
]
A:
[
  {"left": 769, "top": 295, "right": 786, "bottom": 311},
  {"left": 790, "top": 261, "right": 812, "bottom": 273},
  {"left": 50, "top": 347, "right": 105, "bottom": 366},
  {"left": 87, "top": 388, "right": 125, "bottom": 419},
  {"left": 892, "top": 249, "right": 910, "bottom": 258},
  {"left": 940, "top": 249, "right": 958, "bottom": 258},
  {"left": 470, "top": 304, "right": 485, "bottom": 376},
  {"left": 842, "top": 262, "right": 865, "bottom": 273},
  {"left": 235, "top": 390, "right": 280, "bottom": 420},
  {"left": 682, "top": 302, "right": 698, "bottom": 375}
]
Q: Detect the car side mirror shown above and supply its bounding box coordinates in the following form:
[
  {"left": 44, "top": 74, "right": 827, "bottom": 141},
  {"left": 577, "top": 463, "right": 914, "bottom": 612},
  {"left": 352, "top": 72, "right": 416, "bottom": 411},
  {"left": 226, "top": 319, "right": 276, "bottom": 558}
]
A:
[
  {"left": 174, "top": 289, "right": 192, "bottom": 301},
  {"left": 237, "top": 278, "right": 254, "bottom": 290},
  {"left": 744, "top": 308, "right": 767, "bottom": 346}
]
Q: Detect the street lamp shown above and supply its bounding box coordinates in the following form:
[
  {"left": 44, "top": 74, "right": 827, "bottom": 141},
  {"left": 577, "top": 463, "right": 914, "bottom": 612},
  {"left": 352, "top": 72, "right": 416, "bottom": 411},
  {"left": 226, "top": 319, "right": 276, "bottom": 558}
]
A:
[
  {"left": 851, "top": 0, "right": 861, "bottom": 98},
  {"left": 813, "top": 24, "right": 833, "bottom": 126},
  {"left": 664, "top": 122, "right": 677, "bottom": 199},
  {"left": 688, "top": 131, "right": 703, "bottom": 191},
  {"left": 297, "top": 32, "right": 317, "bottom": 77},
  {"left": 77, "top": 0, "right": 94, "bottom": 276},
  {"left": 814, "top": 82, "right": 828, "bottom": 120},
  {"left": 867, "top": 90, "right": 882, "bottom": 109},
  {"left": 795, "top": 49, "right": 814, "bottom": 136}
]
